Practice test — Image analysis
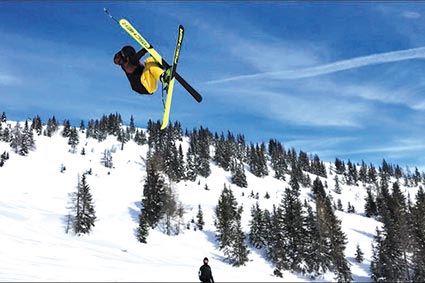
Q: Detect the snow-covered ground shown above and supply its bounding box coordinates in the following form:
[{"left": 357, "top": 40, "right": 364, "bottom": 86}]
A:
[{"left": 0, "top": 124, "right": 401, "bottom": 282}]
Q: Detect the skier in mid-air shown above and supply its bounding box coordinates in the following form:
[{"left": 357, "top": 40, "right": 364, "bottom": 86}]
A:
[
  {"left": 113, "top": 45, "right": 170, "bottom": 95},
  {"left": 198, "top": 257, "right": 214, "bottom": 283}
]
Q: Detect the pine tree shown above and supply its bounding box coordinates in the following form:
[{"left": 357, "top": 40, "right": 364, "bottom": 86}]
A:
[
  {"left": 174, "top": 145, "right": 186, "bottom": 182},
  {"left": 141, "top": 157, "right": 167, "bottom": 228},
  {"left": 335, "top": 158, "right": 345, "bottom": 175},
  {"left": 279, "top": 174, "right": 305, "bottom": 273},
  {"left": 62, "top": 119, "right": 71, "bottom": 138},
  {"left": 73, "top": 174, "right": 96, "bottom": 235},
  {"left": 269, "top": 139, "right": 288, "bottom": 180},
  {"left": 313, "top": 177, "right": 352, "bottom": 281},
  {"left": 248, "top": 202, "right": 265, "bottom": 249},
  {"left": 358, "top": 161, "right": 368, "bottom": 183},
  {"left": 215, "top": 184, "right": 238, "bottom": 250},
  {"left": 79, "top": 120, "right": 86, "bottom": 132},
  {"left": 248, "top": 143, "right": 268, "bottom": 177},
  {"left": 364, "top": 187, "right": 377, "bottom": 217},
  {"left": 370, "top": 228, "right": 388, "bottom": 282},
  {"left": 185, "top": 146, "right": 197, "bottom": 181},
  {"left": 268, "top": 205, "right": 287, "bottom": 271},
  {"left": 196, "top": 204, "right": 205, "bottom": 231},
  {"left": 10, "top": 122, "right": 22, "bottom": 154},
  {"left": 136, "top": 213, "right": 149, "bottom": 243},
  {"left": 337, "top": 199, "right": 343, "bottom": 211},
  {"left": 158, "top": 185, "right": 182, "bottom": 235},
  {"left": 117, "top": 127, "right": 129, "bottom": 150},
  {"left": 227, "top": 208, "right": 250, "bottom": 267},
  {"left": 68, "top": 127, "right": 79, "bottom": 153},
  {"left": 334, "top": 175, "right": 341, "bottom": 194},
  {"left": 2, "top": 126, "right": 10, "bottom": 142},
  {"left": 213, "top": 132, "right": 232, "bottom": 171},
  {"left": 354, "top": 243, "right": 364, "bottom": 263},
  {"left": 20, "top": 121, "right": 35, "bottom": 156},
  {"left": 46, "top": 116, "right": 58, "bottom": 137},
  {"left": 231, "top": 158, "right": 247, "bottom": 188},
  {"left": 368, "top": 164, "right": 378, "bottom": 185},
  {"left": 303, "top": 200, "right": 326, "bottom": 278},
  {"left": 129, "top": 115, "right": 136, "bottom": 135},
  {"left": 412, "top": 187, "right": 425, "bottom": 281},
  {"left": 134, "top": 129, "right": 147, "bottom": 145},
  {"left": 31, "top": 115, "right": 42, "bottom": 136},
  {"left": 101, "top": 149, "right": 113, "bottom": 168}
]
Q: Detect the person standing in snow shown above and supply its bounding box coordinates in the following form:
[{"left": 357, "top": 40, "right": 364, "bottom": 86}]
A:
[{"left": 198, "top": 257, "right": 214, "bottom": 283}]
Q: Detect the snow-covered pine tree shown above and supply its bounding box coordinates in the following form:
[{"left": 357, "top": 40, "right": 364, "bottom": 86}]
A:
[
  {"left": 213, "top": 132, "right": 232, "bottom": 171},
  {"left": 226, "top": 206, "right": 249, "bottom": 267},
  {"left": 334, "top": 175, "right": 341, "bottom": 194},
  {"left": 248, "top": 143, "right": 268, "bottom": 177},
  {"left": 129, "top": 115, "right": 135, "bottom": 135},
  {"left": 215, "top": 184, "right": 238, "bottom": 251},
  {"left": 20, "top": 121, "right": 35, "bottom": 156},
  {"left": 68, "top": 127, "right": 79, "bottom": 153},
  {"left": 62, "top": 119, "right": 71, "bottom": 138},
  {"left": 1, "top": 111, "right": 6, "bottom": 123},
  {"left": 137, "top": 213, "right": 150, "bottom": 243},
  {"left": 302, "top": 200, "right": 325, "bottom": 278},
  {"left": 31, "top": 115, "right": 42, "bottom": 136},
  {"left": 268, "top": 139, "right": 288, "bottom": 181},
  {"left": 73, "top": 174, "right": 96, "bottom": 235},
  {"left": 231, "top": 158, "right": 247, "bottom": 188},
  {"left": 185, "top": 146, "right": 197, "bottom": 181},
  {"left": 412, "top": 186, "right": 425, "bottom": 281},
  {"left": 10, "top": 122, "right": 22, "bottom": 154},
  {"left": 196, "top": 204, "right": 205, "bottom": 231},
  {"left": 46, "top": 116, "right": 58, "bottom": 137},
  {"left": 354, "top": 243, "right": 364, "bottom": 263},
  {"left": 141, "top": 154, "right": 167, "bottom": 228},
  {"left": 117, "top": 127, "right": 129, "bottom": 150},
  {"left": 364, "top": 187, "right": 377, "bottom": 217},
  {"left": 101, "top": 149, "right": 113, "bottom": 168},
  {"left": 312, "top": 177, "right": 352, "bottom": 281},
  {"left": 279, "top": 174, "right": 305, "bottom": 273},
  {"left": 195, "top": 127, "right": 211, "bottom": 178},
  {"left": 248, "top": 202, "right": 265, "bottom": 249},
  {"left": 79, "top": 120, "right": 85, "bottom": 132},
  {"left": 134, "top": 129, "right": 147, "bottom": 145}
]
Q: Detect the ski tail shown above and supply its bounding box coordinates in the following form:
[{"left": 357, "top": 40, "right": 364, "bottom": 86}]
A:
[{"left": 161, "top": 25, "right": 184, "bottom": 130}]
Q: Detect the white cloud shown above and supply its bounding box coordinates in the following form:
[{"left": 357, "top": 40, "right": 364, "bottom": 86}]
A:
[
  {"left": 206, "top": 46, "right": 425, "bottom": 84},
  {"left": 0, "top": 73, "right": 20, "bottom": 86},
  {"left": 402, "top": 11, "right": 421, "bottom": 19}
]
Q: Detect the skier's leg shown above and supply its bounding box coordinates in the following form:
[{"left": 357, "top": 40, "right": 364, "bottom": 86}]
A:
[{"left": 140, "top": 57, "right": 165, "bottom": 94}]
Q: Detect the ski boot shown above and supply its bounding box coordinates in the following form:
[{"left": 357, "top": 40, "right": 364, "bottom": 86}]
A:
[{"left": 160, "top": 67, "right": 172, "bottom": 91}]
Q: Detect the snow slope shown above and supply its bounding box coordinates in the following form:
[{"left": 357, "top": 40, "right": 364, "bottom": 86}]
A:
[{"left": 0, "top": 123, "right": 398, "bottom": 282}]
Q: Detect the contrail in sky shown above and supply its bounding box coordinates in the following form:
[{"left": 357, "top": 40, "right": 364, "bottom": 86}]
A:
[{"left": 206, "top": 46, "right": 425, "bottom": 84}]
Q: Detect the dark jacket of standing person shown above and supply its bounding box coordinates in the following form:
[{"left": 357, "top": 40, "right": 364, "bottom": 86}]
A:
[{"left": 198, "top": 257, "right": 214, "bottom": 283}]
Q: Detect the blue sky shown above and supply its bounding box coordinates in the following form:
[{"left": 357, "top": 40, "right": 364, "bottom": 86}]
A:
[{"left": 1, "top": 1, "right": 425, "bottom": 170}]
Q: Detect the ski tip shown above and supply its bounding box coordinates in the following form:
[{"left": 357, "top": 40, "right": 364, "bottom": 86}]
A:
[{"left": 160, "top": 122, "right": 168, "bottom": 130}]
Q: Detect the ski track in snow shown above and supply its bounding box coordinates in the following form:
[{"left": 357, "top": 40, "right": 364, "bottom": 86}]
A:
[{"left": 0, "top": 122, "right": 414, "bottom": 282}]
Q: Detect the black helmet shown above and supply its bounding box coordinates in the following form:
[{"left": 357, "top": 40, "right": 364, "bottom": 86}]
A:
[
  {"left": 203, "top": 257, "right": 209, "bottom": 262},
  {"left": 121, "top": 45, "right": 136, "bottom": 57},
  {"left": 120, "top": 46, "right": 137, "bottom": 65}
]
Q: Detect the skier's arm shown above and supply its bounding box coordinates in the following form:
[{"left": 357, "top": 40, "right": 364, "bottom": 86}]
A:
[{"left": 135, "top": 48, "right": 148, "bottom": 61}]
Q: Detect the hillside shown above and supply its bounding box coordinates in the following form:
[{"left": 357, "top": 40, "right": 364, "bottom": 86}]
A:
[{"left": 0, "top": 115, "right": 423, "bottom": 282}]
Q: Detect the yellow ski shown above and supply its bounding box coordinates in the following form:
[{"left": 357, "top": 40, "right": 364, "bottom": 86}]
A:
[{"left": 161, "top": 25, "right": 184, "bottom": 130}]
